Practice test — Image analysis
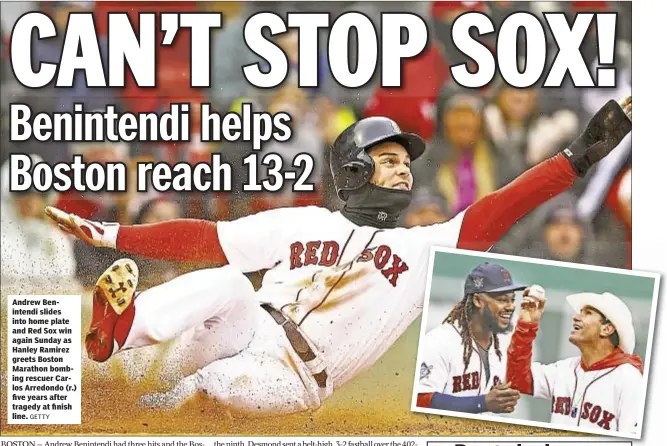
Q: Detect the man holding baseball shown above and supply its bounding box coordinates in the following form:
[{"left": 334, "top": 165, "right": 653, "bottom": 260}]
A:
[
  {"left": 416, "top": 262, "right": 526, "bottom": 415},
  {"left": 507, "top": 287, "right": 644, "bottom": 434}
]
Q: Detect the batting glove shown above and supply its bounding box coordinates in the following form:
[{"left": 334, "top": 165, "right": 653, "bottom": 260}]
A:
[
  {"left": 561, "top": 95, "right": 632, "bottom": 177},
  {"left": 45, "top": 206, "right": 119, "bottom": 249}
]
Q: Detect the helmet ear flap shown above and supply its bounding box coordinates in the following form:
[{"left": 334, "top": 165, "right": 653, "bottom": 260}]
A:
[{"left": 337, "top": 159, "right": 374, "bottom": 199}]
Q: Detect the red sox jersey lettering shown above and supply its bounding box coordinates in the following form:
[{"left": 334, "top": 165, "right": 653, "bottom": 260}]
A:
[
  {"left": 290, "top": 241, "right": 409, "bottom": 287},
  {"left": 552, "top": 396, "right": 572, "bottom": 417},
  {"left": 580, "top": 401, "right": 616, "bottom": 430},
  {"left": 290, "top": 241, "right": 339, "bottom": 268},
  {"left": 551, "top": 396, "right": 617, "bottom": 430},
  {"left": 529, "top": 357, "right": 642, "bottom": 434},
  {"left": 452, "top": 373, "right": 501, "bottom": 393}
]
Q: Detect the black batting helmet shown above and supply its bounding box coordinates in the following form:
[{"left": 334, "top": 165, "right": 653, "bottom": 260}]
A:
[{"left": 329, "top": 117, "right": 426, "bottom": 200}]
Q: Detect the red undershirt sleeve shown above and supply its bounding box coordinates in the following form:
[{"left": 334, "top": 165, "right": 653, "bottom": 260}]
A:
[
  {"left": 417, "top": 393, "right": 434, "bottom": 408},
  {"left": 457, "top": 153, "right": 578, "bottom": 251},
  {"left": 506, "top": 320, "right": 539, "bottom": 395},
  {"left": 116, "top": 219, "right": 228, "bottom": 264}
]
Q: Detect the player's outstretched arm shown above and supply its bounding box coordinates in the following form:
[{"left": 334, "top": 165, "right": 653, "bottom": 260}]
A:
[
  {"left": 44, "top": 206, "right": 228, "bottom": 264},
  {"left": 506, "top": 286, "right": 548, "bottom": 395},
  {"left": 457, "top": 97, "right": 631, "bottom": 252},
  {"left": 417, "top": 392, "right": 487, "bottom": 413},
  {"left": 418, "top": 384, "right": 520, "bottom": 414}
]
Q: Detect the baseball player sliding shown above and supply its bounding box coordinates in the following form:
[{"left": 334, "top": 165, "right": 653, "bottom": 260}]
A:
[
  {"left": 507, "top": 287, "right": 644, "bottom": 435},
  {"left": 416, "top": 263, "right": 526, "bottom": 414},
  {"left": 45, "top": 97, "right": 631, "bottom": 417}
]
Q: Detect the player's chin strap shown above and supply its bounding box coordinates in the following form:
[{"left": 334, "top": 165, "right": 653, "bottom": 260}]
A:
[{"left": 341, "top": 183, "right": 412, "bottom": 229}]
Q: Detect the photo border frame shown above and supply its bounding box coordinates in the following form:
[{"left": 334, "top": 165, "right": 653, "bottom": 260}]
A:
[{"left": 410, "top": 246, "right": 662, "bottom": 440}]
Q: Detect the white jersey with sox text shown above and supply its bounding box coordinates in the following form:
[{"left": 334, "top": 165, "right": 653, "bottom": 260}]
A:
[
  {"left": 216, "top": 206, "right": 466, "bottom": 388},
  {"left": 530, "top": 356, "right": 643, "bottom": 434},
  {"left": 417, "top": 322, "right": 509, "bottom": 408}
]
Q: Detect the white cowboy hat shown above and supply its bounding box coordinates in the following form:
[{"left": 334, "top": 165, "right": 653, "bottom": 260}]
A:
[{"left": 566, "top": 292, "right": 636, "bottom": 354}]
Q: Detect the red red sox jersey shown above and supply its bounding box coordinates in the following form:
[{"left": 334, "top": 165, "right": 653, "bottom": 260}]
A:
[
  {"left": 529, "top": 356, "right": 643, "bottom": 434},
  {"left": 416, "top": 322, "right": 508, "bottom": 406},
  {"left": 216, "top": 206, "right": 466, "bottom": 388}
]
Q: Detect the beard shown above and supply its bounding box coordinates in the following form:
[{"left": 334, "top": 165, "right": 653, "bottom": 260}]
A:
[{"left": 482, "top": 306, "right": 514, "bottom": 334}]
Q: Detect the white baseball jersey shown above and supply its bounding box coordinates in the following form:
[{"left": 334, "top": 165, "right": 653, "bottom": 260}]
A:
[
  {"left": 530, "top": 356, "right": 643, "bottom": 434},
  {"left": 417, "top": 322, "right": 508, "bottom": 403},
  {"left": 216, "top": 206, "right": 467, "bottom": 387}
]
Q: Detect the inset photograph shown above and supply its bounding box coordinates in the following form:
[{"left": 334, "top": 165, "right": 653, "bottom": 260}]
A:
[{"left": 411, "top": 247, "right": 660, "bottom": 440}]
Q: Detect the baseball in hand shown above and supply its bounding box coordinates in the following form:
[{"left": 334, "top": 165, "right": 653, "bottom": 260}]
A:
[{"left": 519, "top": 285, "right": 547, "bottom": 323}]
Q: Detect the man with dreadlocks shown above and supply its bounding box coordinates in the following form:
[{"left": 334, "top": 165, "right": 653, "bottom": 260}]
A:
[{"left": 416, "top": 263, "right": 544, "bottom": 414}]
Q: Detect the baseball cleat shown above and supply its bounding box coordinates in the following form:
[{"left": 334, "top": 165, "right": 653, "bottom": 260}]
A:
[
  {"left": 99, "top": 258, "right": 138, "bottom": 315},
  {"left": 86, "top": 259, "right": 139, "bottom": 362}
]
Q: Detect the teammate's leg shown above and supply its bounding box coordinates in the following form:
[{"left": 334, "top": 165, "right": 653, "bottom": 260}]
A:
[{"left": 86, "top": 258, "right": 257, "bottom": 364}]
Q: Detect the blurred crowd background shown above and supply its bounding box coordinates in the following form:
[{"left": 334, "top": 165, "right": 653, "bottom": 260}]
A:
[{"left": 0, "top": 1, "right": 632, "bottom": 293}]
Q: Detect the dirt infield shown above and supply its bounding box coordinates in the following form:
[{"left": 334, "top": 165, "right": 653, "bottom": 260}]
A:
[{"left": 1, "top": 288, "right": 577, "bottom": 437}]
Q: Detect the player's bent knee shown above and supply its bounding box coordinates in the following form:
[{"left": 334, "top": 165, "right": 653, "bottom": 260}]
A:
[
  {"left": 141, "top": 266, "right": 255, "bottom": 344},
  {"left": 143, "top": 321, "right": 182, "bottom": 344},
  {"left": 212, "top": 266, "right": 257, "bottom": 320},
  {"left": 218, "top": 266, "right": 255, "bottom": 298}
]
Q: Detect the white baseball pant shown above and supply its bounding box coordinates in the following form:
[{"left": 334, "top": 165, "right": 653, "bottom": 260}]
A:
[{"left": 117, "top": 266, "right": 326, "bottom": 416}]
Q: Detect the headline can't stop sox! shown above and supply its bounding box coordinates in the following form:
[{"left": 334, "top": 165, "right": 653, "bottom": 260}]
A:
[
  {"left": 9, "top": 10, "right": 620, "bottom": 91},
  {"left": 6, "top": 6, "right": 624, "bottom": 197}
]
